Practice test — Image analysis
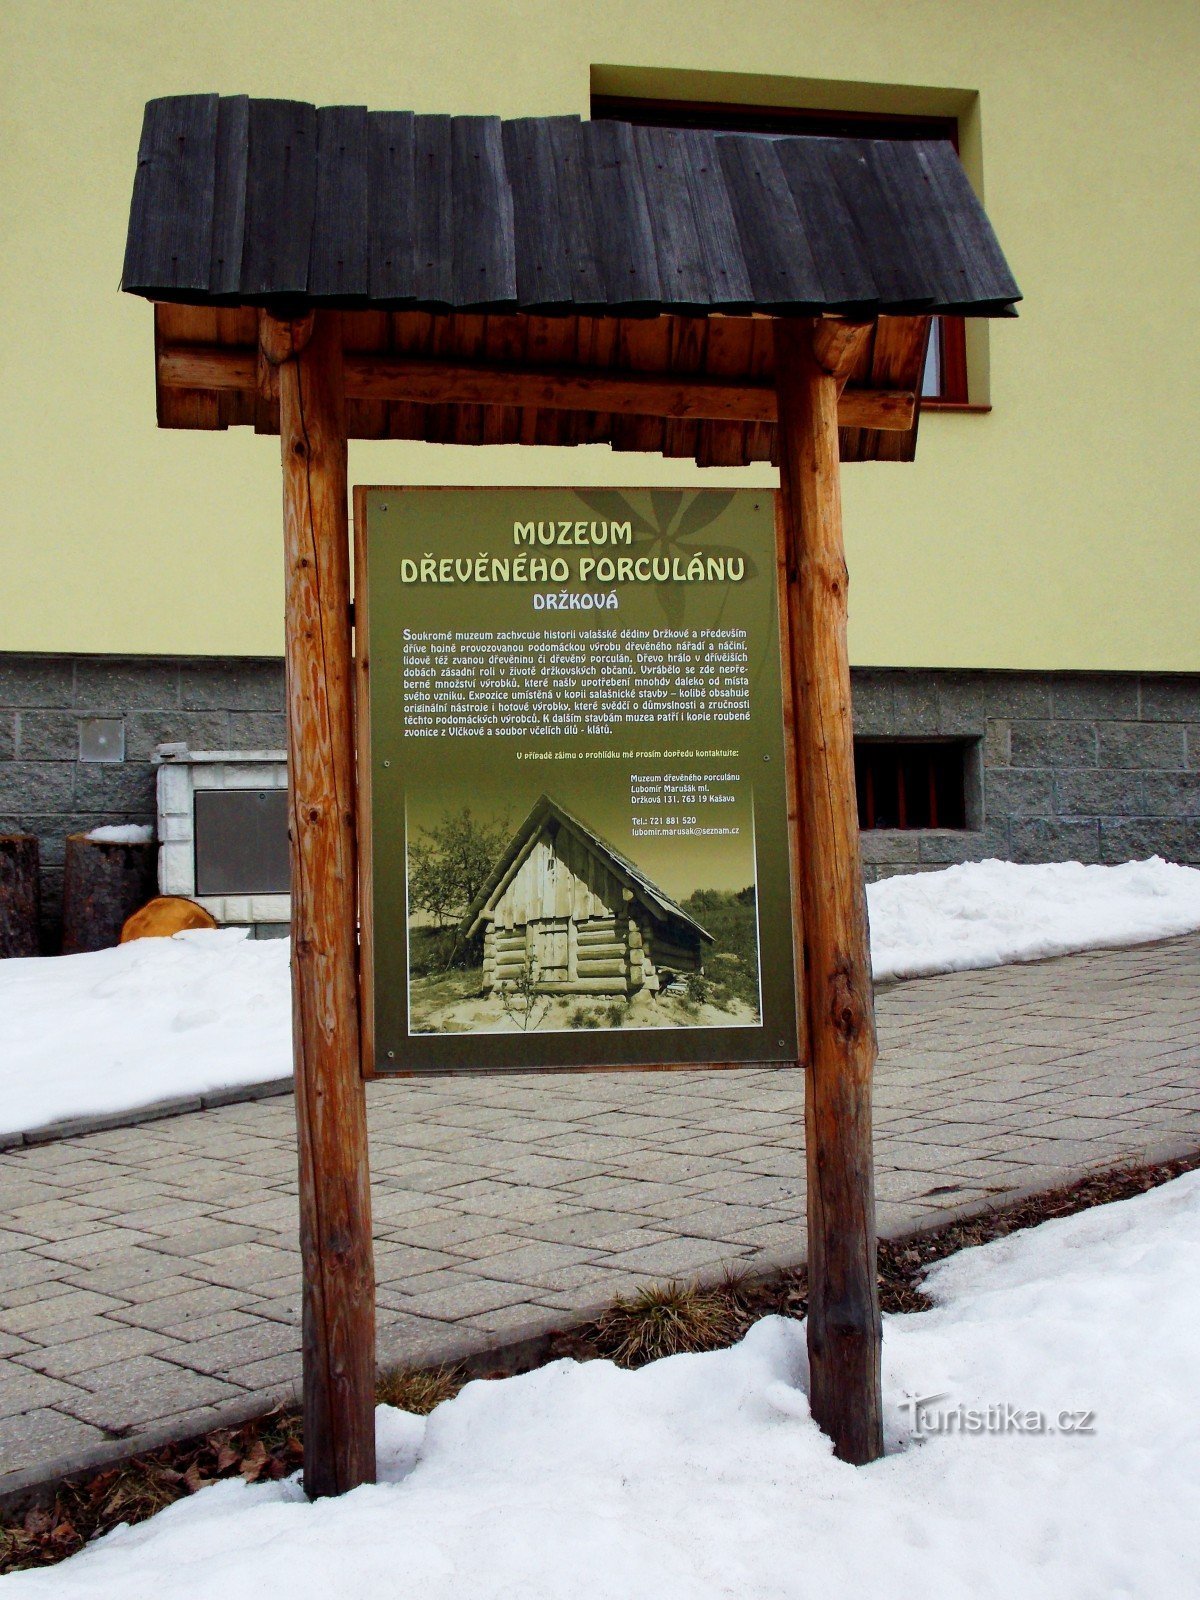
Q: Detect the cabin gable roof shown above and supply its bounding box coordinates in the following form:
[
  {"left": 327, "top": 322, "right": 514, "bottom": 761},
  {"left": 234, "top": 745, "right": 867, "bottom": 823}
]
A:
[{"left": 462, "top": 794, "right": 713, "bottom": 942}]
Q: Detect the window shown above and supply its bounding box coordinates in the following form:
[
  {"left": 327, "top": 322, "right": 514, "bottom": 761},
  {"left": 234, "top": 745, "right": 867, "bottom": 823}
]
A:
[
  {"left": 592, "top": 94, "right": 970, "bottom": 405},
  {"left": 854, "top": 740, "right": 971, "bottom": 831}
]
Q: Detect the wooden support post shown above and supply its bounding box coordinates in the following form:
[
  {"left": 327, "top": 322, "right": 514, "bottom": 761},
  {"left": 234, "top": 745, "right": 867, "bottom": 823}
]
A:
[
  {"left": 265, "top": 308, "right": 376, "bottom": 1497},
  {"left": 774, "top": 316, "right": 883, "bottom": 1465}
]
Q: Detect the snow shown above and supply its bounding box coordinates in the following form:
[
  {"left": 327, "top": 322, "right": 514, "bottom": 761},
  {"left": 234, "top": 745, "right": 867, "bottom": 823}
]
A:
[
  {"left": 3, "top": 856, "right": 1200, "bottom": 1138},
  {"left": 868, "top": 855, "right": 1200, "bottom": 981},
  {"left": 5, "top": 1171, "right": 1199, "bottom": 1599},
  {"left": 84, "top": 824, "right": 154, "bottom": 845},
  {"left": 0, "top": 930, "right": 289, "bottom": 1135}
]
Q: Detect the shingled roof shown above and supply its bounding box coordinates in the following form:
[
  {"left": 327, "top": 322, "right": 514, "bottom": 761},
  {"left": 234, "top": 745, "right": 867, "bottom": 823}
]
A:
[
  {"left": 462, "top": 794, "right": 714, "bottom": 943},
  {"left": 122, "top": 96, "right": 1019, "bottom": 316}
]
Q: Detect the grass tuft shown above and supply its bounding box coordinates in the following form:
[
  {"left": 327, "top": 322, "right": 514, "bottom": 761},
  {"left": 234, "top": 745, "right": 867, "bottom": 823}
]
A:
[
  {"left": 375, "top": 1364, "right": 466, "bottom": 1414},
  {"left": 589, "top": 1280, "right": 744, "bottom": 1367}
]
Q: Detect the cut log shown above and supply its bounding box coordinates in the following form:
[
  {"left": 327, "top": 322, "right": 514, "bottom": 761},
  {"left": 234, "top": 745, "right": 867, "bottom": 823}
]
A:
[
  {"left": 0, "top": 834, "right": 40, "bottom": 958},
  {"left": 61, "top": 834, "right": 157, "bottom": 955},
  {"left": 121, "top": 896, "right": 219, "bottom": 942}
]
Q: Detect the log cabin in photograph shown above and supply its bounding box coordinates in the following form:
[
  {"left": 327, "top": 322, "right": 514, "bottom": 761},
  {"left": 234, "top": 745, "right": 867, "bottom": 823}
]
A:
[{"left": 463, "top": 795, "right": 712, "bottom": 996}]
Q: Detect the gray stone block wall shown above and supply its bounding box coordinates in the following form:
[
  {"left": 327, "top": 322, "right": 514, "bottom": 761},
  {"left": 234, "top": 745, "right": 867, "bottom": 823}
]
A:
[
  {"left": 0, "top": 655, "right": 285, "bottom": 947},
  {"left": 853, "top": 669, "right": 1200, "bottom": 882},
  {"left": 3, "top": 655, "right": 1199, "bottom": 941}
]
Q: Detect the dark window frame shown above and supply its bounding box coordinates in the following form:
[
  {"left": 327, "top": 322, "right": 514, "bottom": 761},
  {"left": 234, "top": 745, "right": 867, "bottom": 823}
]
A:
[
  {"left": 853, "top": 738, "right": 974, "bottom": 832},
  {"left": 592, "top": 93, "right": 971, "bottom": 405}
]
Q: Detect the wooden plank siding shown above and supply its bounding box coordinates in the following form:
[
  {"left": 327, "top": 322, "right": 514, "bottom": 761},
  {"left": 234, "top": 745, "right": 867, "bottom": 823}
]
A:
[{"left": 465, "top": 799, "right": 709, "bottom": 998}]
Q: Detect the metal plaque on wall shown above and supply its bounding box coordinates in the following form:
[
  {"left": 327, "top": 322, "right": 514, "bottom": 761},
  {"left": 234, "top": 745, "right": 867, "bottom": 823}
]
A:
[
  {"left": 194, "top": 789, "right": 291, "bottom": 896},
  {"left": 356, "top": 486, "right": 797, "bottom": 1076}
]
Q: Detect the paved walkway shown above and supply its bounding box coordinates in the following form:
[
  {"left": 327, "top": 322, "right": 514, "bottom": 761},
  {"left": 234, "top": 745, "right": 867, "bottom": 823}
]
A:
[{"left": 3, "top": 935, "right": 1199, "bottom": 1497}]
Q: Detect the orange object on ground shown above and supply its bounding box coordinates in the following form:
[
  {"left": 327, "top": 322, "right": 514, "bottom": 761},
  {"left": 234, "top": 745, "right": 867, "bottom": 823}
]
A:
[{"left": 120, "top": 896, "right": 219, "bottom": 942}]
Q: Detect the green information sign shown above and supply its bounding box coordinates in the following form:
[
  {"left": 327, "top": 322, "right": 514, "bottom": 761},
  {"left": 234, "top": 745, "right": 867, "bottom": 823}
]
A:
[{"left": 359, "top": 487, "right": 798, "bottom": 1074}]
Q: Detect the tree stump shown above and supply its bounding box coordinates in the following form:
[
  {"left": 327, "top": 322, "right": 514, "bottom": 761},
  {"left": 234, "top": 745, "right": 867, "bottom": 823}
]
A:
[
  {"left": 62, "top": 834, "right": 158, "bottom": 954},
  {"left": 0, "top": 834, "right": 41, "bottom": 958}
]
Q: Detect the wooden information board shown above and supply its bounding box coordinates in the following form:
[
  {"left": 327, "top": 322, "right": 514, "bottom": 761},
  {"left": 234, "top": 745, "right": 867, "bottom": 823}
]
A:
[{"left": 355, "top": 486, "right": 798, "bottom": 1076}]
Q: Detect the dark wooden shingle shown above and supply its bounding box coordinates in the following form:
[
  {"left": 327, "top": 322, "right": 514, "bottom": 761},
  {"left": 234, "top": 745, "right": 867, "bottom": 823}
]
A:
[
  {"left": 411, "top": 114, "right": 453, "bottom": 306},
  {"left": 240, "top": 99, "right": 318, "bottom": 298},
  {"left": 309, "top": 105, "right": 369, "bottom": 299},
  {"left": 123, "top": 94, "right": 219, "bottom": 294},
  {"left": 451, "top": 116, "right": 517, "bottom": 308},
  {"left": 367, "top": 110, "right": 416, "bottom": 303}
]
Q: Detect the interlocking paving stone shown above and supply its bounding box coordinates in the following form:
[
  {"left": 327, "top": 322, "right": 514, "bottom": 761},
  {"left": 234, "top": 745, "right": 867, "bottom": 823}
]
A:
[{"left": 1, "top": 934, "right": 1198, "bottom": 1495}]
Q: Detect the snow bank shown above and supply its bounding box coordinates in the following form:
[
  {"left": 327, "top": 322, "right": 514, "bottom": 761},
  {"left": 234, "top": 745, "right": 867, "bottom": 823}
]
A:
[
  {"left": 0, "top": 930, "right": 289, "bottom": 1135},
  {"left": 867, "top": 855, "right": 1200, "bottom": 981},
  {"left": 6, "top": 1172, "right": 1199, "bottom": 1599},
  {"left": 84, "top": 824, "right": 154, "bottom": 845},
  {"left": 3, "top": 857, "right": 1200, "bottom": 1138}
]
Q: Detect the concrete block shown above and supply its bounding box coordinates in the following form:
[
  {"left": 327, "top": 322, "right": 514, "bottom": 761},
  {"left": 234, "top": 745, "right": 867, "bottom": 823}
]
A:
[
  {"left": 1186, "top": 728, "right": 1200, "bottom": 771},
  {"left": 125, "top": 710, "right": 228, "bottom": 761},
  {"left": 984, "top": 768, "right": 1055, "bottom": 819},
  {"left": 220, "top": 895, "right": 253, "bottom": 923},
  {"left": 180, "top": 661, "right": 285, "bottom": 712},
  {"left": 156, "top": 762, "right": 192, "bottom": 816},
  {"left": 74, "top": 762, "right": 156, "bottom": 813},
  {"left": 849, "top": 673, "right": 895, "bottom": 735},
  {"left": 159, "top": 841, "right": 192, "bottom": 893},
  {"left": 0, "top": 714, "right": 13, "bottom": 762},
  {"left": 1010, "top": 817, "right": 1100, "bottom": 864},
  {"left": 860, "top": 830, "right": 920, "bottom": 865},
  {"left": 1141, "top": 772, "right": 1200, "bottom": 818},
  {"left": 14, "top": 711, "right": 78, "bottom": 761},
  {"left": 217, "top": 763, "right": 284, "bottom": 790},
  {"left": 917, "top": 830, "right": 991, "bottom": 865},
  {"left": 249, "top": 895, "right": 290, "bottom": 921},
  {"left": 1055, "top": 769, "right": 1143, "bottom": 818},
  {"left": 934, "top": 673, "right": 991, "bottom": 734},
  {"left": 1186, "top": 820, "right": 1200, "bottom": 864},
  {"left": 940, "top": 673, "right": 1051, "bottom": 722},
  {"left": 983, "top": 718, "right": 1011, "bottom": 767},
  {"left": 0, "top": 658, "right": 74, "bottom": 709},
  {"left": 1101, "top": 817, "right": 1188, "bottom": 865},
  {"left": 0, "top": 762, "right": 75, "bottom": 812},
  {"left": 1010, "top": 721, "right": 1097, "bottom": 769},
  {"left": 74, "top": 659, "right": 181, "bottom": 713},
  {"left": 1140, "top": 677, "right": 1200, "bottom": 722},
  {"left": 891, "top": 677, "right": 940, "bottom": 734},
  {"left": 228, "top": 711, "right": 287, "bottom": 748},
  {"left": 1050, "top": 675, "right": 1138, "bottom": 720},
  {"left": 1098, "top": 721, "right": 1187, "bottom": 771}
]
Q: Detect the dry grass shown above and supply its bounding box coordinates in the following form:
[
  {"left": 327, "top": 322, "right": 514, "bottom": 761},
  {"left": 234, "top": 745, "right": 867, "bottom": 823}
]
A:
[
  {"left": 4, "top": 1147, "right": 1199, "bottom": 1575},
  {"left": 587, "top": 1279, "right": 747, "bottom": 1367},
  {"left": 376, "top": 1364, "right": 466, "bottom": 1414}
]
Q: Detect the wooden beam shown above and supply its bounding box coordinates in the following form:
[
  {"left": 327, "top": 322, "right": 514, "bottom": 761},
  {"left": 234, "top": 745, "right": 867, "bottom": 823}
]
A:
[
  {"left": 157, "top": 344, "right": 916, "bottom": 431},
  {"left": 811, "top": 319, "right": 874, "bottom": 381},
  {"left": 774, "top": 316, "right": 883, "bottom": 1466},
  {"left": 267, "top": 308, "right": 376, "bottom": 1498}
]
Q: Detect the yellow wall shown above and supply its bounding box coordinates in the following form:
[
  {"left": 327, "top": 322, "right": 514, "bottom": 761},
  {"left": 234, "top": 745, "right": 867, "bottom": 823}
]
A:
[{"left": 1, "top": 0, "right": 1197, "bottom": 669}]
